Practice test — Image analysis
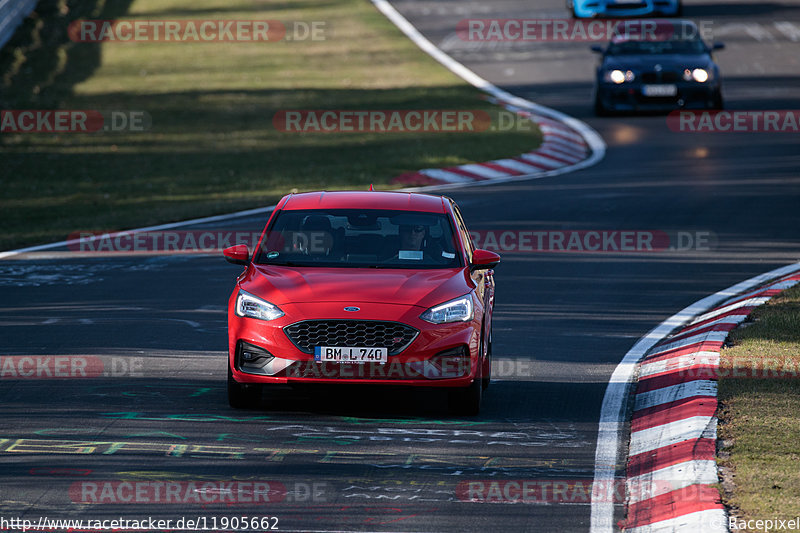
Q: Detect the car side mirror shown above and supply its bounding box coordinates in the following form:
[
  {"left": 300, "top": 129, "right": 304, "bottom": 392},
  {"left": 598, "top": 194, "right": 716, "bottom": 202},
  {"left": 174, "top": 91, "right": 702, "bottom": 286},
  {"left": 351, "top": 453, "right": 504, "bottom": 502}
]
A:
[
  {"left": 223, "top": 244, "right": 250, "bottom": 265},
  {"left": 712, "top": 42, "right": 725, "bottom": 51},
  {"left": 590, "top": 45, "right": 604, "bottom": 54},
  {"left": 470, "top": 249, "right": 500, "bottom": 271}
]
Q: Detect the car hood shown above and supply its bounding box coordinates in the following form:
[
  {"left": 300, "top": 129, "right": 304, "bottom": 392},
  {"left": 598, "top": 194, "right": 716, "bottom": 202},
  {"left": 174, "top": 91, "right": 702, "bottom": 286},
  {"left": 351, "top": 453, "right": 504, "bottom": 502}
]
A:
[
  {"left": 242, "top": 265, "right": 472, "bottom": 308},
  {"left": 603, "top": 53, "right": 713, "bottom": 70}
]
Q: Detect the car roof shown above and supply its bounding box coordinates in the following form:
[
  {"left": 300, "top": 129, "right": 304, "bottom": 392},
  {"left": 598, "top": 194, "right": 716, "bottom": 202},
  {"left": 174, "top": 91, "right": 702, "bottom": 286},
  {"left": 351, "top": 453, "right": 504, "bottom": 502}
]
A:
[{"left": 280, "top": 191, "right": 447, "bottom": 213}]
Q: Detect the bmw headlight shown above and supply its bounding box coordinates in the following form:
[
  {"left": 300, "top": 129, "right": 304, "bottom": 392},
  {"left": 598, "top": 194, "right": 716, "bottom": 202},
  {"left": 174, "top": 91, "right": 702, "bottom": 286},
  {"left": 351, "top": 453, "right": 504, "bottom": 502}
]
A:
[
  {"left": 605, "top": 69, "right": 634, "bottom": 84},
  {"left": 684, "top": 68, "right": 710, "bottom": 82},
  {"left": 235, "top": 290, "right": 284, "bottom": 321},
  {"left": 420, "top": 295, "right": 473, "bottom": 324}
]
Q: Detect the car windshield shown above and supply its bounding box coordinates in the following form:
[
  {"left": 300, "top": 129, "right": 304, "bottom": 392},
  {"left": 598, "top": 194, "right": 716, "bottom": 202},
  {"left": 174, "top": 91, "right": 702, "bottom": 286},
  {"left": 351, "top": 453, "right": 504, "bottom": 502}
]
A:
[
  {"left": 254, "top": 209, "right": 463, "bottom": 269},
  {"left": 607, "top": 39, "right": 707, "bottom": 55}
]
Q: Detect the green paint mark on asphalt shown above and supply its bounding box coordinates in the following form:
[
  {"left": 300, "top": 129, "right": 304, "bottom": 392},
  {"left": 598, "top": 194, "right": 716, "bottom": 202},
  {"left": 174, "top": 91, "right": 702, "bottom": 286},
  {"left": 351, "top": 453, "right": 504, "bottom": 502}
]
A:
[{"left": 100, "top": 412, "right": 273, "bottom": 422}]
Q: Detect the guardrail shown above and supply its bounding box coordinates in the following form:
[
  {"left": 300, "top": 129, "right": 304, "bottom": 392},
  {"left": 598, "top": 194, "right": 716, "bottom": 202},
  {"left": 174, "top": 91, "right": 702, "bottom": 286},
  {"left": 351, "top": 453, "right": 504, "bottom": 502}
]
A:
[{"left": 0, "top": 0, "right": 38, "bottom": 51}]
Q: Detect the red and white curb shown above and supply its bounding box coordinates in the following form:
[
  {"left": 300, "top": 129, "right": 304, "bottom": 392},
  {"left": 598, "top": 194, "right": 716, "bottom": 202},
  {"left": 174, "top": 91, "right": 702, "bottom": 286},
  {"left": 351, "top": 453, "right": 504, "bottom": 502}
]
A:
[
  {"left": 619, "top": 268, "right": 800, "bottom": 532},
  {"left": 372, "top": 0, "right": 604, "bottom": 189},
  {"left": 392, "top": 105, "right": 590, "bottom": 186},
  {"left": 590, "top": 262, "right": 800, "bottom": 533}
]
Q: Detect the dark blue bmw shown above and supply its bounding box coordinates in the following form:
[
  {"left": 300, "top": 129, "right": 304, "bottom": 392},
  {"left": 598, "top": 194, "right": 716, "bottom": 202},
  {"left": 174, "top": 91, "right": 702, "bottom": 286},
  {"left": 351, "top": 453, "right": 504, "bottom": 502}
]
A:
[{"left": 592, "top": 20, "right": 725, "bottom": 115}]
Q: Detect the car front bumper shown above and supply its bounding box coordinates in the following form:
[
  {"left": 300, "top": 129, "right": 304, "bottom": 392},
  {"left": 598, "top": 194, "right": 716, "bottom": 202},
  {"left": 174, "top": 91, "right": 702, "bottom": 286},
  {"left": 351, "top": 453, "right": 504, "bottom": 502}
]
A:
[
  {"left": 596, "top": 82, "right": 721, "bottom": 112},
  {"left": 228, "top": 300, "right": 483, "bottom": 387}
]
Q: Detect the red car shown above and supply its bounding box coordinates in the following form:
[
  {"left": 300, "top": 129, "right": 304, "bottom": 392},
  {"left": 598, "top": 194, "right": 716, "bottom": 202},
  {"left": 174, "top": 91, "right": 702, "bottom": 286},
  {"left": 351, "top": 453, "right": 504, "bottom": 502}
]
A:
[{"left": 223, "top": 191, "right": 499, "bottom": 415}]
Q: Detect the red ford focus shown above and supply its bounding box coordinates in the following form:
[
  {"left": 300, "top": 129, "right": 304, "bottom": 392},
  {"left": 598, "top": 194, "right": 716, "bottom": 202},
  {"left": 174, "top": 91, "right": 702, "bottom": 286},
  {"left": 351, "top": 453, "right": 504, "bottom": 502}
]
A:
[{"left": 223, "top": 191, "right": 499, "bottom": 415}]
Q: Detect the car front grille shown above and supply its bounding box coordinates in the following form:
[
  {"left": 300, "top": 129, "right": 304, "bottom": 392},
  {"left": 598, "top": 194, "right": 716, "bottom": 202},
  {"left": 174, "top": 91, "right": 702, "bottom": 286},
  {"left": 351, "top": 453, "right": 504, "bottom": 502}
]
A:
[
  {"left": 640, "top": 71, "right": 680, "bottom": 83},
  {"left": 284, "top": 320, "right": 419, "bottom": 355}
]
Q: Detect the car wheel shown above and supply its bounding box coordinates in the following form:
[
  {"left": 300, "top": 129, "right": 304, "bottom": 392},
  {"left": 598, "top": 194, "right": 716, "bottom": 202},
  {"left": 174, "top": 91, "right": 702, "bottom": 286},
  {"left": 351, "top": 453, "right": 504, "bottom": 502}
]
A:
[
  {"left": 228, "top": 366, "right": 262, "bottom": 409},
  {"left": 448, "top": 378, "right": 482, "bottom": 416},
  {"left": 482, "top": 329, "right": 492, "bottom": 391},
  {"left": 712, "top": 90, "right": 724, "bottom": 109},
  {"left": 594, "top": 93, "right": 610, "bottom": 117},
  {"left": 449, "top": 340, "right": 483, "bottom": 415}
]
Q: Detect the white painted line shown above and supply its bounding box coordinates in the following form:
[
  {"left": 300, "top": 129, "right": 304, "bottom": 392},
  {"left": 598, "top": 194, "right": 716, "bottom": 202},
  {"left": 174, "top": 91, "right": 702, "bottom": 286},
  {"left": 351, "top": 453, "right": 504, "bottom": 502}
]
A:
[
  {"left": 590, "top": 261, "right": 800, "bottom": 533},
  {"left": 628, "top": 416, "right": 716, "bottom": 457},
  {"left": 418, "top": 168, "right": 474, "bottom": 183},
  {"left": 456, "top": 163, "right": 510, "bottom": 179},
  {"left": 638, "top": 352, "right": 720, "bottom": 380},
  {"left": 627, "top": 460, "right": 719, "bottom": 503},
  {"left": 634, "top": 380, "right": 717, "bottom": 412},
  {"left": 624, "top": 509, "right": 728, "bottom": 533}
]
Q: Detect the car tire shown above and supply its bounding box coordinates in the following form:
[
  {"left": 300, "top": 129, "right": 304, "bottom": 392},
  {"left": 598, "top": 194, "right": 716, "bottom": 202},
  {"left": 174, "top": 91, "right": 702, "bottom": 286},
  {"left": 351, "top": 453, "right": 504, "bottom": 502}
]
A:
[
  {"left": 594, "top": 94, "right": 610, "bottom": 117},
  {"left": 449, "top": 339, "right": 483, "bottom": 415},
  {"left": 228, "top": 366, "right": 262, "bottom": 409},
  {"left": 448, "top": 377, "right": 482, "bottom": 416},
  {"left": 482, "top": 329, "right": 492, "bottom": 391},
  {"left": 712, "top": 90, "right": 724, "bottom": 109}
]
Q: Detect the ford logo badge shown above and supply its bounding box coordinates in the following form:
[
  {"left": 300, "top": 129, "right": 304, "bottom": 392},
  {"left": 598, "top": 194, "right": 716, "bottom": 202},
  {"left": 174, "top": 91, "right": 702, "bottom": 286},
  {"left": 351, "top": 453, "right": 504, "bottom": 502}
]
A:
[{"left": 343, "top": 306, "right": 360, "bottom": 312}]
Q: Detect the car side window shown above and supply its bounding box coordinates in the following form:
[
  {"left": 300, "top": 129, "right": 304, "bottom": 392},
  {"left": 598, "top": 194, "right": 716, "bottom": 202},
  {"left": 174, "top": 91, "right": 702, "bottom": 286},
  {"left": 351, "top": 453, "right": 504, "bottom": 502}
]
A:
[{"left": 452, "top": 204, "right": 474, "bottom": 262}]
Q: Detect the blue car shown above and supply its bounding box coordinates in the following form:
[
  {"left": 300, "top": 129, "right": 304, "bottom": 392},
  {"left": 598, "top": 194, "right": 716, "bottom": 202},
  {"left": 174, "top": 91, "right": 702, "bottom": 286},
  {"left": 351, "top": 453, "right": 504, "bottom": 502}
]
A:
[
  {"left": 592, "top": 20, "right": 724, "bottom": 115},
  {"left": 568, "top": 0, "right": 681, "bottom": 18}
]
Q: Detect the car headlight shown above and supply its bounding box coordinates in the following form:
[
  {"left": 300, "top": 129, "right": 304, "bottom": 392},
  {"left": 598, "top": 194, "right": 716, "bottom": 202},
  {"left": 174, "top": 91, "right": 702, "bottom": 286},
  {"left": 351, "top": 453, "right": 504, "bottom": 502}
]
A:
[
  {"left": 684, "top": 68, "right": 710, "bottom": 82},
  {"left": 420, "top": 295, "right": 473, "bottom": 324},
  {"left": 235, "top": 290, "right": 284, "bottom": 321},
  {"left": 605, "top": 69, "right": 634, "bottom": 84}
]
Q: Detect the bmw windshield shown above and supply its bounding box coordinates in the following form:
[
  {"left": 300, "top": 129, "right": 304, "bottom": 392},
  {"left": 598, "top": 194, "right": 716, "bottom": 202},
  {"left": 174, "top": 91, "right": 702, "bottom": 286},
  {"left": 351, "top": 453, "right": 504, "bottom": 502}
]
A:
[
  {"left": 607, "top": 38, "right": 707, "bottom": 55},
  {"left": 255, "top": 209, "right": 463, "bottom": 269}
]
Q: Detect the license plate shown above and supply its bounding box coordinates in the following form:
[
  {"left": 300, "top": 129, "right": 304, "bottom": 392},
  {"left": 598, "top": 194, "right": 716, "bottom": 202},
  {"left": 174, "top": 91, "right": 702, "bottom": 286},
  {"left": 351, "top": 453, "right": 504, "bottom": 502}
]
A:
[
  {"left": 314, "top": 346, "right": 388, "bottom": 364},
  {"left": 642, "top": 84, "right": 677, "bottom": 97}
]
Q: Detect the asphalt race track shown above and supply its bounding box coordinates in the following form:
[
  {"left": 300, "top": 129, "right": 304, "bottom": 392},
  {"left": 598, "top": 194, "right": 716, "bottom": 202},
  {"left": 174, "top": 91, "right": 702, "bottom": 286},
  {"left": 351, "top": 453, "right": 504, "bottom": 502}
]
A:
[{"left": 2, "top": 0, "right": 800, "bottom": 531}]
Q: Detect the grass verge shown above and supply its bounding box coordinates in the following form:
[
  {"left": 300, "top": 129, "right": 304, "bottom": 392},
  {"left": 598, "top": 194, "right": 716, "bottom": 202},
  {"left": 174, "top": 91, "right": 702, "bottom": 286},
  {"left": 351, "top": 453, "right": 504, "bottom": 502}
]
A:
[
  {"left": 717, "top": 283, "right": 800, "bottom": 533},
  {"left": 1, "top": 0, "right": 543, "bottom": 251}
]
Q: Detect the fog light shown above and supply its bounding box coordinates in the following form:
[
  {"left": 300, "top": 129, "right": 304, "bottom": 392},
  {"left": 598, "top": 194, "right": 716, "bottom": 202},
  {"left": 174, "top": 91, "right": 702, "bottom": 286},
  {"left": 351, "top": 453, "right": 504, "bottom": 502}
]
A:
[
  {"left": 429, "top": 346, "right": 470, "bottom": 378},
  {"left": 237, "top": 341, "right": 274, "bottom": 369}
]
